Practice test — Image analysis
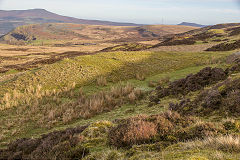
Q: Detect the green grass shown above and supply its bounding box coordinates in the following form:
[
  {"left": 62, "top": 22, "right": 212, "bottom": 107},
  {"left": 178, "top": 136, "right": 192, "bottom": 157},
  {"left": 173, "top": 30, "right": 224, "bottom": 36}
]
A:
[
  {"left": 0, "top": 61, "right": 229, "bottom": 148},
  {"left": 0, "top": 51, "right": 232, "bottom": 97},
  {"left": 0, "top": 69, "right": 19, "bottom": 76},
  {"left": 208, "top": 29, "right": 225, "bottom": 34},
  {"left": 0, "top": 49, "right": 236, "bottom": 159}
]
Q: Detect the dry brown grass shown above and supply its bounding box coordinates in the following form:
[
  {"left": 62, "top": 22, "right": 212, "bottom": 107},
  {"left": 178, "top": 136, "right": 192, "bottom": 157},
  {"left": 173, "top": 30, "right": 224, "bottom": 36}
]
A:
[
  {"left": 0, "top": 82, "right": 75, "bottom": 110},
  {"left": 0, "top": 43, "right": 113, "bottom": 75},
  {"left": 158, "top": 76, "right": 170, "bottom": 86},
  {"left": 148, "top": 43, "right": 220, "bottom": 52},
  {"left": 136, "top": 73, "right": 145, "bottom": 81},
  {"left": 140, "top": 25, "right": 198, "bottom": 35},
  {"left": 109, "top": 116, "right": 157, "bottom": 147},
  {"left": 96, "top": 76, "right": 107, "bottom": 86},
  {"left": 124, "top": 119, "right": 157, "bottom": 143},
  {"left": 3, "top": 83, "right": 145, "bottom": 128},
  {"left": 183, "top": 135, "right": 240, "bottom": 152},
  {"left": 148, "top": 81, "right": 158, "bottom": 87},
  {"left": 148, "top": 76, "right": 170, "bottom": 88}
]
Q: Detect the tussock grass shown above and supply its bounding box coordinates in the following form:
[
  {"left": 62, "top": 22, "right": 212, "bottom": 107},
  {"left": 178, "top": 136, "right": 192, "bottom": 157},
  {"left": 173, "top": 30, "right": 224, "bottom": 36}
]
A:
[
  {"left": 0, "top": 83, "right": 75, "bottom": 110},
  {"left": 183, "top": 135, "right": 240, "bottom": 152},
  {"left": 2, "top": 83, "right": 145, "bottom": 129},
  {"left": 96, "top": 76, "right": 107, "bottom": 86},
  {"left": 136, "top": 73, "right": 145, "bottom": 81}
]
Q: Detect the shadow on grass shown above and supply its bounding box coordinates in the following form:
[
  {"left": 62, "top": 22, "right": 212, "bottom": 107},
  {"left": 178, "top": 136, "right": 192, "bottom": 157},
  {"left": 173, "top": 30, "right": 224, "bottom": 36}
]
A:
[{"left": 0, "top": 50, "right": 231, "bottom": 148}]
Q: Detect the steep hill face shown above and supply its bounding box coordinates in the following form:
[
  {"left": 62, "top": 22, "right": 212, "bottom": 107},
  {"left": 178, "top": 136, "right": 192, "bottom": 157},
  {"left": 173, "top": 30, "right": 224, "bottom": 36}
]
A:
[
  {"left": 0, "top": 9, "right": 141, "bottom": 36},
  {"left": 0, "top": 23, "right": 198, "bottom": 45}
]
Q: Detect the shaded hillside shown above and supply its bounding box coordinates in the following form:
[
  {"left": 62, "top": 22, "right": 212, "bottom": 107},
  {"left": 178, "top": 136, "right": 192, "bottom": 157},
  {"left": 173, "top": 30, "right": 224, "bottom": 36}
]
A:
[
  {"left": 152, "top": 23, "right": 240, "bottom": 51},
  {"left": 0, "top": 9, "right": 141, "bottom": 35},
  {"left": 0, "top": 23, "right": 198, "bottom": 45}
]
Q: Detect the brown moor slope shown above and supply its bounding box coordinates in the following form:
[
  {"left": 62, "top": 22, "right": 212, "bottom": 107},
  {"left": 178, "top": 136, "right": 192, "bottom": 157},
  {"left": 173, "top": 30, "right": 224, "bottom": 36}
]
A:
[{"left": 0, "top": 23, "right": 198, "bottom": 45}]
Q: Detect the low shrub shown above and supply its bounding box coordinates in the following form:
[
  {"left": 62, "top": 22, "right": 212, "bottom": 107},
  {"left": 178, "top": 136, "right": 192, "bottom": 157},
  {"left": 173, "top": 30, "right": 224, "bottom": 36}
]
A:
[
  {"left": 108, "top": 117, "right": 157, "bottom": 148},
  {"left": 150, "top": 67, "right": 228, "bottom": 105},
  {"left": 0, "top": 125, "right": 89, "bottom": 159},
  {"left": 82, "top": 121, "right": 114, "bottom": 138},
  {"left": 177, "top": 122, "right": 225, "bottom": 141},
  {"left": 206, "top": 40, "right": 240, "bottom": 51},
  {"left": 108, "top": 111, "right": 195, "bottom": 148},
  {"left": 223, "top": 119, "right": 240, "bottom": 132},
  {"left": 170, "top": 77, "right": 240, "bottom": 116}
]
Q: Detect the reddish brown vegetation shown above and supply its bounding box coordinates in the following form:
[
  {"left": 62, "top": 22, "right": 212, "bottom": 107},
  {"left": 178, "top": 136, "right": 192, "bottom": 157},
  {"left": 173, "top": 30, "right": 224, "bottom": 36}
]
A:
[
  {"left": 109, "top": 117, "right": 157, "bottom": 147},
  {"left": 150, "top": 67, "right": 228, "bottom": 104},
  {"left": 108, "top": 111, "right": 196, "bottom": 148},
  {"left": 0, "top": 51, "right": 94, "bottom": 73},
  {"left": 206, "top": 40, "right": 240, "bottom": 51},
  {"left": 153, "top": 38, "right": 195, "bottom": 47},
  {"left": 169, "top": 74, "right": 240, "bottom": 116},
  {"left": 0, "top": 125, "right": 89, "bottom": 160},
  {"left": 101, "top": 43, "right": 152, "bottom": 52},
  {"left": 153, "top": 31, "right": 223, "bottom": 47},
  {"left": 227, "top": 26, "right": 240, "bottom": 36}
]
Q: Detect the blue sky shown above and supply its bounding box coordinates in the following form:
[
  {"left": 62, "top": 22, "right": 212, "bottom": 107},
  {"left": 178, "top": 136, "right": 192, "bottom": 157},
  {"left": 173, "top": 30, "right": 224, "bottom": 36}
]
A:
[{"left": 0, "top": 0, "right": 239, "bottom": 25}]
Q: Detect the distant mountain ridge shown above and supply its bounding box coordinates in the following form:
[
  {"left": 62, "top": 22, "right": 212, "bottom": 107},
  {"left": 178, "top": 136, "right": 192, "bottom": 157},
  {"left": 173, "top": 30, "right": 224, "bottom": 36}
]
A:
[
  {"left": 0, "top": 9, "right": 142, "bottom": 35},
  {"left": 178, "top": 22, "right": 207, "bottom": 28}
]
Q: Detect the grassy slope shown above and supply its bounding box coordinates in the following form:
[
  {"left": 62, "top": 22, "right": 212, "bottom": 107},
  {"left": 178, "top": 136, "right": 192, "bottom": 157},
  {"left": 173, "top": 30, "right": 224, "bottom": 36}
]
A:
[
  {"left": 0, "top": 49, "right": 232, "bottom": 156},
  {"left": 2, "top": 24, "right": 240, "bottom": 160},
  {"left": 0, "top": 50, "right": 230, "bottom": 99}
]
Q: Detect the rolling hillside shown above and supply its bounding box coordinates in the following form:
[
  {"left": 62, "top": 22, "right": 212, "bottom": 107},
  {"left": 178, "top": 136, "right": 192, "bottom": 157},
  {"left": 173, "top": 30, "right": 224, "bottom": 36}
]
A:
[
  {"left": 0, "top": 9, "right": 141, "bottom": 36},
  {"left": 1, "top": 22, "right": 240, "bottom": 159},
  {"left": 0, "top": 23, "right": 198, "bottom": 45},
  {"left": 152, "top": 23, "right": 240, "bottom": 52}
]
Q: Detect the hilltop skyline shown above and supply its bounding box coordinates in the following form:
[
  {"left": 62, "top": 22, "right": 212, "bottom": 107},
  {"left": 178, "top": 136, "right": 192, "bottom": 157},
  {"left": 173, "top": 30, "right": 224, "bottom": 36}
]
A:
[{"left": 0, "top": 0, "right": 239, "bottom": 25}]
